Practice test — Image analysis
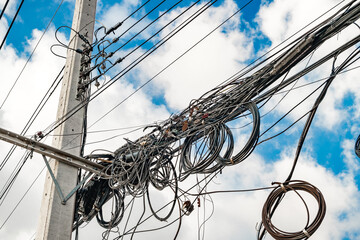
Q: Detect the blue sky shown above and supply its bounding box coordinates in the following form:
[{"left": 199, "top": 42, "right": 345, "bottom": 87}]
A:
[{"left": 0, "top": 0, "right": 360, "bottom": 239}]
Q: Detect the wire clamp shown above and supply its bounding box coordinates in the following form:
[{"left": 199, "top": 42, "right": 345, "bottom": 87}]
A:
[
  {"left": 303, "top": 229, "right": 311, "bottom": 238},
  {"left": 280, "top": 183, "right": 287, "bottom": 193}
]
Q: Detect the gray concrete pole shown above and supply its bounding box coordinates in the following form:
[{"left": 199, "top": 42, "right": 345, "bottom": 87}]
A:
[{"left": 36, "top": 0, "right": 97, "bottom": 239}]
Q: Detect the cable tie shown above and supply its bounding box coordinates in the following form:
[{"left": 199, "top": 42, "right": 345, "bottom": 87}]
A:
[
  {"left": 280, "top": 183, "right": 287, "bottom": 193},
  {"left": 302, "top": 229, "right": 310, "bottom": 238},
  {"left": 230, "top": 157, "right": 234, "bottom": 164}
]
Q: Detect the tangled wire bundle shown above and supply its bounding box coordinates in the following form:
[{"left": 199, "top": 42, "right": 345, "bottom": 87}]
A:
[{"left": 72, "top": 1, "right": 360, "bottom": 236}]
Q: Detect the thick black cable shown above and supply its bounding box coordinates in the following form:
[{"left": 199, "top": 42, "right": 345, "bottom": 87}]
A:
[
  {"left": 215, "top": 0, "right": 350, "bottom": 88},
  {"left": 286, "top": 48, "right": 360, "bottom": 182}
]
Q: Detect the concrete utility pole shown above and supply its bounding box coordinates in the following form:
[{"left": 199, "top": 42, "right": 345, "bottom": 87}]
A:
[{"left": 36, "top": 0, "right": 97, "bottom": 239}]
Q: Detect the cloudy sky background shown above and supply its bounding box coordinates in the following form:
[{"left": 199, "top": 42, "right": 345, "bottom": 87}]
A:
[{"left": 0, "top": 0, "right": 360, "bottom": 239}]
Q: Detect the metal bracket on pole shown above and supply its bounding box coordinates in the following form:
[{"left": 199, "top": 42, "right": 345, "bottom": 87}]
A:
[
  {"left": 0, "top": 127, "right": 105, "bottom": 175},
  {"left": 42, "top": 155, "right": 93, "bottom": 205}
]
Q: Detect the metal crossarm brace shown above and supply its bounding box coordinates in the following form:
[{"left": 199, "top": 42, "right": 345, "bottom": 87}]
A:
[
  {"left": 0, "top": 127, "right": 104, "bottom": 175},
  {"left": 42, "top": 155, "right": 92, "bottom": 204}
]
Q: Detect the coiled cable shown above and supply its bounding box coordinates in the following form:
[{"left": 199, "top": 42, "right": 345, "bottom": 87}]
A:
[{"left": 261, "top": 180, "right": 326, "bottom": 240}]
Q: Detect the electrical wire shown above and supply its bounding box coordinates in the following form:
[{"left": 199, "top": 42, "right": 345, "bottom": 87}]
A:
[{"left": 88, "top": 0, "right": 254, "bottom": 130}]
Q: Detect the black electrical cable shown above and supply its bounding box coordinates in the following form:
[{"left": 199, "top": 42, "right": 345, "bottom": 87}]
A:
[
  {"left": 0, "top": 150, "right": 31, "bottom": 203},
  {"left": 286, "top": 47, "right": 360, "bottom": 182},
  {"left": 88, "top": 0, "right": 203, "bottom": 83},
  {"left": 0, "top": 164, "right": 45, "bottom": 230},
  {"left": 0, "top": 0, "right": 10, "bottom": 20},
  {"left": 88, "top": 0, "right": 358, "bottom": 148},
  {"left": 147, "top": 158, "right": 178, "bottom": 221},
  {"left": 94, "top": 0, "right": 151, "bottom": 45},
  {"left": 258, "top": 80, "right": 328, "bottom": 141},
  {"left": 214, "top": 0, "right": 350, "bottom": 89},
  {"left": 0, "top": 0, "right": 24, "bottom": 50}
]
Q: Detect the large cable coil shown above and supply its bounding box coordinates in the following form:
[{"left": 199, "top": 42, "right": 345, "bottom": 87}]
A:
[{"left": 261, "top": 180, "right": 326, "bottom": 240}]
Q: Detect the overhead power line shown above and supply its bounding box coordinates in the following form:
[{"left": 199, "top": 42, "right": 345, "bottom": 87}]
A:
[
  {"left": 42, "top": 0, "right": 218, "bottom": 138},
  {"left": 0, "top": 0, "right": 65, "bottom": 109}
]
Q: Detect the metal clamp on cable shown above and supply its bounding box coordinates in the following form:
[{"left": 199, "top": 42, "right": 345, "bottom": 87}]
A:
[{"left": 303, "top": 229, "right": 311, "bottom": 238}]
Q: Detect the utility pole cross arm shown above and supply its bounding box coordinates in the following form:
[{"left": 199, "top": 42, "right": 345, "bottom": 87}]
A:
[{"left": 0, "top": 127, "right": 104, "bottom": 174}]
